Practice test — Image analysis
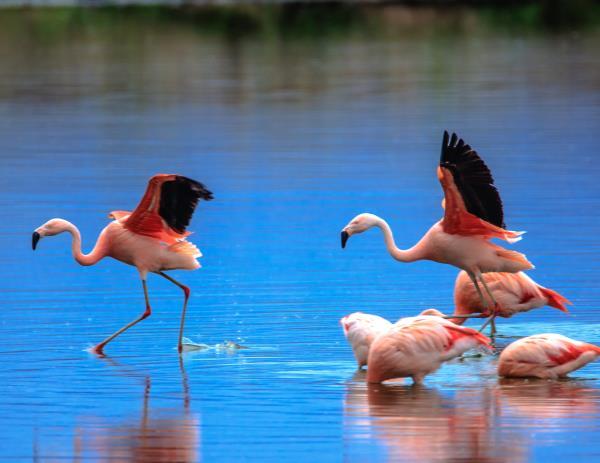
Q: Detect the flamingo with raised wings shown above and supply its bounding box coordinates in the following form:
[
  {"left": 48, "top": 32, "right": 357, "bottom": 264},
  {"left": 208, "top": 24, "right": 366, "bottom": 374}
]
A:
[
  {"left": 32, "top": 174, "right": 213, "bottom": 355},
  {"left": 341, "top": 131, "right": 533, "bottom": 328},
  {"left": 367, "top": 314, "right": 491, "bottom": 384},
  {"left": 449, "top": 270, "right": 570, "bottom": 334},
  {"left": 498, "top": 334, "right": 600, "bottom": 379}
]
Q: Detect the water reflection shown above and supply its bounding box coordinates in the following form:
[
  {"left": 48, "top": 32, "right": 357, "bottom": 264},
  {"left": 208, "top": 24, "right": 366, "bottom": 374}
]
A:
[
  {"left": 345, "top": 372, "right": 600, "bottom": 462},
  {"left": 345, "top": 371, "right": 524, "bottom": 462},
  {"left": 498, "top": 378, "right": 600, "bottom": 420},
  {"left": 74, "top": 358, "right": 199, "bottom": 462}
]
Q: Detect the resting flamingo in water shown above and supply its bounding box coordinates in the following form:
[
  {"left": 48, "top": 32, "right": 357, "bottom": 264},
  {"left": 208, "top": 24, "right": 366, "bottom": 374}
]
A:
[
  {"left": 367, "top": 314, "right": 491, "bottom": 384},
  {"left": 340, "top": 312, "right": 392, "bottom": 369},
  {"left": 448, "top": 271, "right": 570, "bottom": 334},
  {"left": 341, "top": 131, "right": 533, "bottom": 329},
  {"left": 32, "top": 174, "right": 213, "bottom": 355},
  {"left": 498, "top": 334, "right": 600, "bottom": 379}
]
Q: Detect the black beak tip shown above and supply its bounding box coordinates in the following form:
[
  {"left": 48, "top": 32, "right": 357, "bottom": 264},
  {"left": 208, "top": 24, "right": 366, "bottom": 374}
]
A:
[
  {"left": 32, "top": 232, "right": 40, "bottom": 250},
  {"left": 341, "top": 231, "right": 349, "bottom": 249}
]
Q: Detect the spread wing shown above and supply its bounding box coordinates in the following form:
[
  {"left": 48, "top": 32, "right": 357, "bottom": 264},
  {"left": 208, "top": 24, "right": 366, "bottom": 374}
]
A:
[
  {"left": 437, "top": 131, "right": 523, "bottom": 242},
  {"left": 439, "top": 131, "right": 505, "bottom": 228},
  {"left": 123, "top": 174, "right": 213, "bottom": 243}
]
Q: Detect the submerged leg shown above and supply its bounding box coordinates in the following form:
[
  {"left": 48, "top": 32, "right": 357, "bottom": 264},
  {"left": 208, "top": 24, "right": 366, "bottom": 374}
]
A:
[
  {"left": 92, "top": 279, "right": 152, "bottom": 355},
  {"left": 158, "top": 271, "right": 191, "bottom": 354}
]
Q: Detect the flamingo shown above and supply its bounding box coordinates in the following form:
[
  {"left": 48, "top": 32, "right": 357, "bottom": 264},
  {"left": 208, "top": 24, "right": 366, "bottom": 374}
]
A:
[
  {"left": 340, "top": 312, "right": 393, "bottom": 368},
  {"left": 449, "top": 271, "right": 570, "bottom": 334},
  {"left": 341, "top": 131, "right": 533, "bottom": 329},
  {"left": 367, "top": 314, "right": 491, "bottom": 384},
  {"left": 498, "top": 334, "right": 600, "bottom": 379},
  {"left": 31, "top": 174, "right": 213, "bottom": 355}
]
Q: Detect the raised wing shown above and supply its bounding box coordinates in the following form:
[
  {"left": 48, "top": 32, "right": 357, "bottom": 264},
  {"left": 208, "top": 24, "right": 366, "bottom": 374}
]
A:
[
  {"left": 439, "top": 131, "right": 504, "bottom": 227},
  {"left": 438, "top": 131, "right": 523, "bottom": 242},
  {"left": 123, "top": 174, "right": 213, "bottom": 243}
]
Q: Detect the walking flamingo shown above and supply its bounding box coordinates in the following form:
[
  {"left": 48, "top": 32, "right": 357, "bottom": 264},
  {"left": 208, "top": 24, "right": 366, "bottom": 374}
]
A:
[
  {"left": 341, "top": 131, "right": 533, "bottom": 328},
  {"left": 367, "top": 314, "right": 491, "bottom": 384},
  {"left": 31, "top": 174, "right": 213, "bottom": 355},
  {"left": 450, "top": 271, "right": 570, "bottom": 334},
  {"left": 340, "top": 312, "right": 392, "bottom": 368},
  {"left": 498, "top": 334, "right": 600, "bottom": 379}
]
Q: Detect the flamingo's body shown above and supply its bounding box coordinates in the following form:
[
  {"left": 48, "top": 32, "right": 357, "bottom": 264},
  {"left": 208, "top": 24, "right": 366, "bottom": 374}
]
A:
[
  {"left": 341, "top": 132, "right": 533, "bottom": 325},
  {"left": 32, "top": 174, "right": 213, "bottom": 354},
  {"left": 340, "top": 312, "right": 393, "bottom": 368},
  {"left": 452, "top": 271, "right": 570, "bottom": 323},
  {"left": 498, "top": 334, "right": 600, "bottom": 379},
  {"left": 367, "top": 315, "right": 491, "bottom": 384}
]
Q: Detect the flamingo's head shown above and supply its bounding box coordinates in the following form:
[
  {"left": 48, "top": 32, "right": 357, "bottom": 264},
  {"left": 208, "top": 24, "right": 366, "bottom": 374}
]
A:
[
  {"left": 341, "top": 213, "right": 379, "bottom": 248},
  {"left": 32, "top": 218, "right": 71, "bottom": 250},
  {"left": 340, "top": 312, "right": 363, "bottom": 336}
]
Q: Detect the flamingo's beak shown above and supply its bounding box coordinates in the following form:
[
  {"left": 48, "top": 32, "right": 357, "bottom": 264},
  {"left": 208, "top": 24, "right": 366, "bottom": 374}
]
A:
[
  {"left": 341, "top": 230, "right": 349, "bottom": 249},
  {"left": 32, "top": 231, "right": 40, "bottom": 250}
]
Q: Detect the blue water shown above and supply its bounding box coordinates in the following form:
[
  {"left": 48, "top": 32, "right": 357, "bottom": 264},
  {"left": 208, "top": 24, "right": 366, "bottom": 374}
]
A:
[{"left": 0, "top": 14, "right": 600, "bottom": 462}]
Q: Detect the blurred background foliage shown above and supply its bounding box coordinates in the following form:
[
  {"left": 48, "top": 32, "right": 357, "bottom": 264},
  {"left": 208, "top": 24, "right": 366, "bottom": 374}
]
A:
[{"left": 0, "top": 1, "right": 598, "bottom": 43}]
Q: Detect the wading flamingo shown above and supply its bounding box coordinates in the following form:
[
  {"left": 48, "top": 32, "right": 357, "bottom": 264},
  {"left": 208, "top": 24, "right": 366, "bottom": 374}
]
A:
[
  {"left": 32, "top": 174, "right": 213, "bottom": 355},
  {"left": 498, "top": 334, "right": 600, "bottom": 379},
  {"left": 367, "top": 314, "right": 491, "bottom": 384},
  {"left": 340, "top": 312, "right": 392, "bottom": 368},
  {"left": 450, "top": 271, "right": 570, "bottom": 334},
  {"left": 341, "top": 131, "right": 533, "bottom": 329}
]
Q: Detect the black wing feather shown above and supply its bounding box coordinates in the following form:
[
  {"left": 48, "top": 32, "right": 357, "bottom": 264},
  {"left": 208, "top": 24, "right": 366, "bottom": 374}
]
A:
[
  {"left": 440, "top": 131, "right": 505, "bottom": 228},
  {"left": 159, "top": 176, "right": 213, "bottom": 234}
]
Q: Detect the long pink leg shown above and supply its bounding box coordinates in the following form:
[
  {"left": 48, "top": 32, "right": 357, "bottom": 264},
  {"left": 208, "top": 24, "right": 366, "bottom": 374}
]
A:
[
  {"left": 158, "top": 271, "right": 190, "bottom": 354},
  {"left": 477, "top": 274, "right": 499, "bottom": 335},
  {"left": 92, "top": 279, "right": 152, "bottom": 355},
  {"left": 465, "top": 272, "right": 497, "bottom": 335}
]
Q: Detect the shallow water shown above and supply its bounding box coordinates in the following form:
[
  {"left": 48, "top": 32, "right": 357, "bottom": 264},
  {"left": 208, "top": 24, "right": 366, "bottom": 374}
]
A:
[{"left": 0, "top": 9, "right": 600, "bottom": 462}]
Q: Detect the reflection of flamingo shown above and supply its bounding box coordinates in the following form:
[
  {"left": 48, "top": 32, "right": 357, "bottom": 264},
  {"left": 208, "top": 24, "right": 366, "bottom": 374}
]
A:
[
  {"left": 498, "top": 334, "right": 600, "bottom": 379},
  {"left": 343, "top": 381, "right": 528, "bottom": 462},
  {"left": 75, "top": 358, "right": 199, "bottom": 462},
  {"left": 31, "top": 174, "right": 213, "bottom": 354},
  {"left": 340, "top": 312, "right": 392, "bottom": 368},
  {"left": 341, "top": 132, "right": 532, "bottom": 328},
  {"left": 498, "top": 378, "right": 600, "bottom": 419},
  {"left": 367, "top": 315, "right": 491, "bottom": 384},
  {"left": 445, "top": 271, "right": 570, "bottom": 334}
]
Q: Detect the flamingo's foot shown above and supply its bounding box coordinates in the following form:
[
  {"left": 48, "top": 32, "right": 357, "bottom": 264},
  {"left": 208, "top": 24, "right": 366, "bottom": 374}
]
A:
[{"left": 90, "top": 344, "right": 106, "bottom": 356}]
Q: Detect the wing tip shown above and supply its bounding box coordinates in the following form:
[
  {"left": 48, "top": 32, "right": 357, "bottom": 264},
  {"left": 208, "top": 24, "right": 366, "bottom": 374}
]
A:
[{"left": 175, "top": 175, "right": 214, "bottom": 201}]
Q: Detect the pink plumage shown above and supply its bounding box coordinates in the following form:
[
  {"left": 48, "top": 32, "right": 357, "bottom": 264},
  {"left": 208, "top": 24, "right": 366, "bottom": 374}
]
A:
[
  {"left": 498, "top": 334, "right": 600, "bottom": 379},
  {"left": 340, "top": 312, "right": 392, "bottom": 368},
  {"left": 367, "top": 315, "right": 492, "bottom": 384},
  {"left": 32, "top": 174, "right": 212, "bottom": 355},
  {"left": 341, "top": 132, "right": 533, "bottom": 329},
  {"left": 452, "top": 271, "right": 570, "bottom": 323}
]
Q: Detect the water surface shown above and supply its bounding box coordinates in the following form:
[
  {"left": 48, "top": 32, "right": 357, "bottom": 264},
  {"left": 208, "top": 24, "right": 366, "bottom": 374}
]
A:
[{"left": 0, "top": 9, "right": 599, "bottom": 462}]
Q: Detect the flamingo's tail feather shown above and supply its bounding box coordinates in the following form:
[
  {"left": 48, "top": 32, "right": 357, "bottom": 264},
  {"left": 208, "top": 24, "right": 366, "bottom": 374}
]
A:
[
  {"left": 540, "top": 287, "right": 571, "bottom": 313},
  {"left": 506, "top": 231, "right": 526, "bottom": 244},
  {"left": 495, "top": 248, "right": 534, "bottom": 271}
]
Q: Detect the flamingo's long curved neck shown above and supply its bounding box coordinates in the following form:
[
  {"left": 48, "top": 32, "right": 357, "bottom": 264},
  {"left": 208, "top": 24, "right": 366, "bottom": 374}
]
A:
[
  {"left": 63, "top": 221, "right": 105, "bottom": 266},
  {"left": 374, "top": 217, "right": 423, "bottom": 263}
]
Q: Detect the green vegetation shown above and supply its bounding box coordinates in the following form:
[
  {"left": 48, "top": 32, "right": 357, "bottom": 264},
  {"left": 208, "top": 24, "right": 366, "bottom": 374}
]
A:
[{"left": 0, "top": 1, "right": 598, "bottom": 43}]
